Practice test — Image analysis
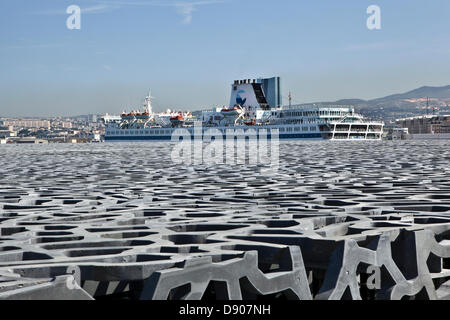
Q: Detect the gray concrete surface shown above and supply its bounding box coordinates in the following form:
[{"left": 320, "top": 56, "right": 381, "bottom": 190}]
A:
[{"left": 0, "top": 140, "right": 449, "bottom": 300}]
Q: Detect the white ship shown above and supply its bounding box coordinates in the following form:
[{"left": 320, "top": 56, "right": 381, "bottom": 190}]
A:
[{"left": 103, "top": 79, "right": 384, "bottom": 141}]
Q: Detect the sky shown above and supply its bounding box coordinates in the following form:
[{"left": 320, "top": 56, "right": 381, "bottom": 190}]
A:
[{"left": 0, "top": 0, "right": 449, "bottom": 117}]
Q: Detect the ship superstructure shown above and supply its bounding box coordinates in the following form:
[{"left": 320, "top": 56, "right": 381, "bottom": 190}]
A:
[{"left": 103, "top": 78, "right": 384, "bottom": 141}]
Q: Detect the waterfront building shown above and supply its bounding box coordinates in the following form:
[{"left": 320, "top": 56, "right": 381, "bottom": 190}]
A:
[
  {"left": 396, "top": 115, "right": 450, "bottom": 134},
  {"left": 3, "top": 119, "right": 51, "bottom": 130}
]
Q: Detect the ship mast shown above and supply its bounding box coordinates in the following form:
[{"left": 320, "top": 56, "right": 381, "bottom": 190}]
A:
[{"left": 145, "top": 89, "right": 153, "bottom": 114}]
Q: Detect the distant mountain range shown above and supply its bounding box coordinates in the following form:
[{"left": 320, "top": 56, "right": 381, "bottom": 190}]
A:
[
  {"left": 371, "top": 85, "right": 450, "bottom": 102},
  {"left": 309, "top": 85, "right": 450, "bottom": 122}
]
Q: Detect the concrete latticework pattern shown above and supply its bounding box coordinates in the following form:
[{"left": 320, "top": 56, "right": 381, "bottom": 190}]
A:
[{"left": 0, "top": 141, "right": 450, "bottom": 300}]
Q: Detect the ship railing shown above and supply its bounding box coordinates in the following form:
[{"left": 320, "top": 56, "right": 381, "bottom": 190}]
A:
[
  {"left": 350, "top": 129, "right": 369, "bottom": 132},
  {"left": 334, "top": 128, "right": 350, "bottom": 131}
]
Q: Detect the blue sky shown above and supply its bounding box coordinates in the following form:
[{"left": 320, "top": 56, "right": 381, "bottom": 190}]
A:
[{"left": 0, "top": 0, "right": 449, "bottom": 117}]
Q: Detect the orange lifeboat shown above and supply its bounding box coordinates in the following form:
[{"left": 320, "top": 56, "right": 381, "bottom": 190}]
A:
[
  {"left": 170, "top": 115, "right": 184, "bottom": 121},
  {"left": 170, "top": 114, "right": 185, "bottom": 127},
  {"left": 244, "top": 118, "right": 257, "bottom": 126},
  {"left": 221, "top": 105, "right": 242, "bottom": 113}
]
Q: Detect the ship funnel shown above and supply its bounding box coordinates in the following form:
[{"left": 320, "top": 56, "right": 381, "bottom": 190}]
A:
[{"left": 229, "top": 77, "right": 269, "bottom": 109}]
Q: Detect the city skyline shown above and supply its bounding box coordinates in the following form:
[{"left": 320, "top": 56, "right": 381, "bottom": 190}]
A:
[{"left": 1, "top": 0, "right": 449, "bottom": 117}]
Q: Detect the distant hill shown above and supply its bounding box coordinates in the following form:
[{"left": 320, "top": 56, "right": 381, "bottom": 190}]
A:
[
  {"left": 371, "top": 85, "right": 450, "bottom": 102},
  {"left": 309, "top": 85, "right": 450, "bottom": 122},
  {"left": 334, "top": 99, "right": 367, "bottom": 105}
]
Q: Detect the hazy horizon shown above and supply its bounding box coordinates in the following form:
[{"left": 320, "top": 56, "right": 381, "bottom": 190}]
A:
[{"left": 1, "top": 0, "right": 449, "bottom": 117}]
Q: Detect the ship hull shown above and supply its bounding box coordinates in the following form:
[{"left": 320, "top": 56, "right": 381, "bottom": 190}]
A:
[
  {"left": 105, "top": 124, "right": 383, "bottom": 142},
  {"left": 105, "top": 133, "right": 325, "bottom": 142}
]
